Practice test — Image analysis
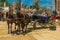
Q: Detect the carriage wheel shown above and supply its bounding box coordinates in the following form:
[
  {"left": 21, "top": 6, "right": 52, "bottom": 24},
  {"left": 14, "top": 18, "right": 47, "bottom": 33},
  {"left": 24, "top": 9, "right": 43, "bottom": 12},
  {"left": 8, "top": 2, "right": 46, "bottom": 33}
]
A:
[
  {"left": 50, "top": 25, "right": 56, "bottom": 30},
  {"left": 40, "top": 23, "right": 46, "bottom": 28}
]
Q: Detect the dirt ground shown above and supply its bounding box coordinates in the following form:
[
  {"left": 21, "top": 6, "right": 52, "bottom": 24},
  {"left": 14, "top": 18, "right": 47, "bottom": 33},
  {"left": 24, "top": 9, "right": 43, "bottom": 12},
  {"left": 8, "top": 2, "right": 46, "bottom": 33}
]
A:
[{"left": 0, "top": 21, "right": 60, "bottom": 40}]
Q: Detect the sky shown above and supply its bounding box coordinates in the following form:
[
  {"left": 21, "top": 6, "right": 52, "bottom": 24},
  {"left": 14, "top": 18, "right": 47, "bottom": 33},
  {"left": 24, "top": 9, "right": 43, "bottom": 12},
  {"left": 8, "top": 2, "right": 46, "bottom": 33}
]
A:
[{"left": 8, "top": 0, "right": 55, "bottom": 10}]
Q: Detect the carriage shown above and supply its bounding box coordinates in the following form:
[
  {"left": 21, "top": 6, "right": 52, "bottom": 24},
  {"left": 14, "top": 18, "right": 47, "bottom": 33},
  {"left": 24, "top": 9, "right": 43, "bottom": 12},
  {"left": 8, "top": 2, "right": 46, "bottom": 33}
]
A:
[{"left": 31, "top": 11, "right": 56, "bottom": 30}]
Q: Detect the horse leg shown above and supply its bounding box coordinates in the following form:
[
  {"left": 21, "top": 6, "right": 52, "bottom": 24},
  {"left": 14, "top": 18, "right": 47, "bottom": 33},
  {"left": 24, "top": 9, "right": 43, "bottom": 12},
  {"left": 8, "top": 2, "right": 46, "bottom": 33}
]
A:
[
  {"left": 8, "top": 23, "right": 10, "bottom": 34},
  {"left": 10, "top": 23, "right": 12, "bottom": 33},
  {"left": 21, "top": 23, "right": 25, "bottom": 33},
  {"left": 17, "top": 23, "right": 20, "bottom": 33},
  {"left": 14, "top": 22, "right": 17, "bottom": 31},
  {"left": 21, "top": 23, "right": 23, "bottom": 32},
  {"left": 25, "top": 23, "right": 28, "bottom": 33}
]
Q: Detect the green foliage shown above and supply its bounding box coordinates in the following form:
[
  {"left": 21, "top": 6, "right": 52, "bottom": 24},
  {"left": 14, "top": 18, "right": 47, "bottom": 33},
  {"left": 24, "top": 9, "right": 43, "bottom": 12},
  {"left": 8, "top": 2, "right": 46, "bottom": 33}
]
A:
[
  {"left": 33, "top": 0, "right": 42, "bottom": 3},
  {"left": 0, "top": 0, "right": 5, "bottom": 6},
  {"left": 16, "top": 2, "right": 21, "bottom": 7},
  {"left": 0, "top": 0, "right": 5, "bottom": 2},
  {"left": 6, "top": 1, "right": 12, "bottom": 6},
  {"left": 31, "top": 0, "right": 42, "bottom": 10},
  {"left": 23, "top": 4, "right": 28, "bottom": 9},
  {"left": 0, "top": 3, "right": 3, "bottom": 6},
  {"left": 0, "top": 0, "right": 11, "bottom": 6}
]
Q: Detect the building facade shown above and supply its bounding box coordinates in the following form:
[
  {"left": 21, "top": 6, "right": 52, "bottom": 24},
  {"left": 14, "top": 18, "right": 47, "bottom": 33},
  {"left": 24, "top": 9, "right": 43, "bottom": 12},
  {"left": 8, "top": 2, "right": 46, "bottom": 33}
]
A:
[{"left": 56, "top": 0, "right": 60, "bottom": 14}]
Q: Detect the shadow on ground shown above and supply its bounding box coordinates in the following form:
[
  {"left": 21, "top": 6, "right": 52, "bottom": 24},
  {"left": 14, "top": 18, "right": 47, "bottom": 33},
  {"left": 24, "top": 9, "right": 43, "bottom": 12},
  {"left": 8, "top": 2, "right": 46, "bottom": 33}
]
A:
[{"left": 11, "top": 26, "right": 56, "bottom": 35}]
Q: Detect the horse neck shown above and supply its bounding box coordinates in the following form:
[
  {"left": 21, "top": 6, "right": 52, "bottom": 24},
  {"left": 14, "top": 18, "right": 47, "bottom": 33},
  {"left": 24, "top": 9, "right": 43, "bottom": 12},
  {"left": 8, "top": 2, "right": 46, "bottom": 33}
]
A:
[{"left": 6, "top": 12, "right": 9, "bottom": 18}]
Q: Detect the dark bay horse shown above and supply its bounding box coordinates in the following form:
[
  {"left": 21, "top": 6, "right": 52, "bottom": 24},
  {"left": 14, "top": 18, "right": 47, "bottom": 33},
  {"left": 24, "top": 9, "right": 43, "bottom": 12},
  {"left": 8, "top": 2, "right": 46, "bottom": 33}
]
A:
[
  {"left": 6, "top": 6, "right": 17, "bottom": 34},
  {"left": 6, "top": 12, "right": 16, "bottom": 34},
  {"left": 6, "top": 5, "right": 31, "bottom": 34},
  {"left": 21, "top": 13, "right": 31, "bottom": 32},
  {"left": 15, "top": 11, "right": 31, "bottom": 33},
  {"left": 6, "top": 10, "right": 30, "bottom": 34}
]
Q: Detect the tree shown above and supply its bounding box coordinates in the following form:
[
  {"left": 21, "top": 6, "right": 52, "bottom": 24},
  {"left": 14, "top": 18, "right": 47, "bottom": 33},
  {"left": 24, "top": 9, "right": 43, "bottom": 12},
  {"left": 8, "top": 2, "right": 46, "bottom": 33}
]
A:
[
  {"left": 0, "top": 0, "right": 11, "bottom": 6},
  {"left": 14, "top": 0, "right": 21, "bottom": 7},
  {"left": 33, "top": 0, "right": 41, "bottom": 3},
  {"left": 32, "top": 0, "right": 42, "bottom": 10},
  {"left": 0, "top": 0, "right": 5, "bottom": 6},
  {"left": 0, "top": 0, "right": 5, "bottom": 2},
  {"left": 6, "top": 0, "right": 12, "bottom": 6}
]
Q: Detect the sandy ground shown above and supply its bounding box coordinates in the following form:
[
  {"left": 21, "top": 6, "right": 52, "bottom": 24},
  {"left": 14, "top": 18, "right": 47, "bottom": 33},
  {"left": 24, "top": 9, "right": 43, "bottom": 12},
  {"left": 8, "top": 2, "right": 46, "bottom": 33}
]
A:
[{"left": 0, "top": 21, "right": 60, "bottom": 40}]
